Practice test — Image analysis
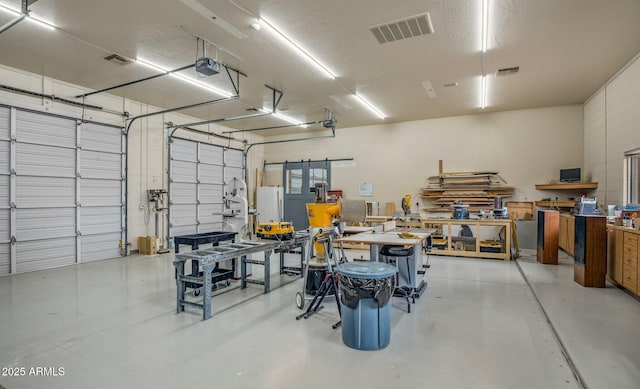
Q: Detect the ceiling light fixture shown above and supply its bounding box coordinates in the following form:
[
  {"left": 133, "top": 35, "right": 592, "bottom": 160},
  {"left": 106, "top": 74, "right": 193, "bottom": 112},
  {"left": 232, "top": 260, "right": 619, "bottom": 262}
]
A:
[
  {"left": 260, "top": 108, "right": 308, "bottom": 128},
  {"left": 481, "top": 75, "right": 487, "bottom": 109},
  {"left": 136, "top": 57, "right": 232, "bottom": 98},
  {"left": 0, "top": 4, "right": 56, "bottom": 30},
  {"left": 259, "top": 17, "right": 337, "bottom": 79},
  {"left": 355, "top": 93, "right": 385, "bottom": 119},
  {"left": 481, "top": 0, "right": 489, "bottom": 52}
]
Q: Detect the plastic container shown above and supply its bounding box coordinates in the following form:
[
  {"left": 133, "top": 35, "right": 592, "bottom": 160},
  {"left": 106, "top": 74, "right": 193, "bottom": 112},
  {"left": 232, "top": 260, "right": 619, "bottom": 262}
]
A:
[{"left": 336, "top": 262, "right": 397, "bottom": 350}]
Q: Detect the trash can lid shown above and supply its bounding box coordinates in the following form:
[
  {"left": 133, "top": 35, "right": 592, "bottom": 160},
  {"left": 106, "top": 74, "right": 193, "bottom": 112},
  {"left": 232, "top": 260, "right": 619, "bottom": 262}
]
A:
[{"left": 336, "top": 262, "right": 397, "bottom": 279}]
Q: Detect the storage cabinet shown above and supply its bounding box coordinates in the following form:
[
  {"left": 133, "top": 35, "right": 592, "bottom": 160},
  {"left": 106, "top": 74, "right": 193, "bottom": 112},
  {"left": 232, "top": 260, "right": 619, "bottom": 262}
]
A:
[
  {"left": 607, "top": 228, "right": 624, "bottom": 284},
  {"left": 607, "top": 226, "right": 640, "bottom": 298},
  {"left": 558, "top": 213, "right": 575, "bottom": 256},
  {"left": 573, "top": 216, "right": 606, "bottom": 287},
  {"left": 537, "top": 210, "right": 559, "bottom": 264}
]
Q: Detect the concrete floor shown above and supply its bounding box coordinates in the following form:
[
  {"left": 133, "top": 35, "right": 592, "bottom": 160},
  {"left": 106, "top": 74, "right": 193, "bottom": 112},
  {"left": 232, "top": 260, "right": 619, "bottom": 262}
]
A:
[{"left": 0, "top": 248, "right": 639, "bottom": 389}]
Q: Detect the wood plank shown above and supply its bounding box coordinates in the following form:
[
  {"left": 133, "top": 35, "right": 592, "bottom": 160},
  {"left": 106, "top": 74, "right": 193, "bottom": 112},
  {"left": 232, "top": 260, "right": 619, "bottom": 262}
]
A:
[{"left": 535, "top": 182, "right": 598, "bottom": 190}]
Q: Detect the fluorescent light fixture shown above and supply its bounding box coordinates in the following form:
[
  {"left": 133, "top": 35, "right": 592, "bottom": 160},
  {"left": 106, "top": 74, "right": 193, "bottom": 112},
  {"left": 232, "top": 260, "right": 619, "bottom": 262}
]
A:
[
  {"left": 136, "top": 57, "right": 232, "bottom": 98},
  {"left": 355, "top": 93, "right": 385, "bottom": 119},
  {"left": 481, "top": 0, "right": 489, "bottom": 52},
  {"left": 481, "top": 75, "right": 487, "bottom": 109},
  {"left": 260, "top": 108, "right": 308, "bottom": 128},
  {"left": 259, "top": 17, "right": 337, "bottom": 79},
  {"left": 0, "top": 4, "right": 55, "bottom": 30}
]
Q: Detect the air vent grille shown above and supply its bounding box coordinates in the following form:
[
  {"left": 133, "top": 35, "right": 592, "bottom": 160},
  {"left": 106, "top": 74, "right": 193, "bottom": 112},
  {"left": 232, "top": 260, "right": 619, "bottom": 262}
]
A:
[
  {"left": 370, "top": 13, "right": 434, "bottom": 44},
  {"left": 496, "top": 66, "right": 520, "bottom": 77},
  {"left": 104, "top": 54, "right": 134, "bottom": 65}
]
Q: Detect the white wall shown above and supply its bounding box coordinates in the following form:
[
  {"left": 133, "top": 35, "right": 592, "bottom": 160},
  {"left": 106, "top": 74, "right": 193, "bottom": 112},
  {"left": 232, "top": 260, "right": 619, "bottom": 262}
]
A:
[
  {"left": 584, "top": 52, "right": 640, "bottom": 206},
  {"left": 264, "top": 105, "right": 584, "bottom": 214},
  {"left": 0, "top": 64, "right": 265, "bottom": 252}
]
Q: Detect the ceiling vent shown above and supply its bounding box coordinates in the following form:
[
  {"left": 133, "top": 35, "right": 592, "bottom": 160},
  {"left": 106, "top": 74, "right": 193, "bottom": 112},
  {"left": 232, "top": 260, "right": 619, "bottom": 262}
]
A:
[
  {"left": 496, "top": 66, "right": 520, "bottom": 77},
  {"left": 370, "top": 13, "right": 434, "bottom": 44},
  {"left": 104, "top": 54, "right": 134, "bottom": 65}
]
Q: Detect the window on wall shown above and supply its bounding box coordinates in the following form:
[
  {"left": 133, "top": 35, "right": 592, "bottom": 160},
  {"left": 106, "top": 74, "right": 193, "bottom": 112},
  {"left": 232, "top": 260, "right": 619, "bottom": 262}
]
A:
[{"left": 625, "top": 149, "right": 640, "bottom": 204}]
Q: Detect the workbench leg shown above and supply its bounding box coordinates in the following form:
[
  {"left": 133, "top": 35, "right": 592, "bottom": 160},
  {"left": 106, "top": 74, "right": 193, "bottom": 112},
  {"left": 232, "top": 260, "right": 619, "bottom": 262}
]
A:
[
  {"left": 279, "top": 249, "right": 285, "bottom": 275},
  {"left": 202, "top": 265, "right": 213, "bottom": 320},
  {"left": 264, "top": 250, "right": 271, "bottom": 294},
  {"left": 299, "top": 243, "right": 305, "bottom": 279},
  {"left": 370, "top": 244, "right": 379, "bottom": 261},
  {"left": 176, "top": 261, "right": 185, "bottom": 313},
  {"left": 241, "top": 255, "right": 247, "bottom": 289}
]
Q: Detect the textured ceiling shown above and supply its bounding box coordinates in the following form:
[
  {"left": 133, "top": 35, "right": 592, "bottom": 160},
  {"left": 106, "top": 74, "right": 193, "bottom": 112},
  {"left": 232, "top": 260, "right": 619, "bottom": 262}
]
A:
[{"left": 1, "top": 0, "right": 640, "bottom": 135}]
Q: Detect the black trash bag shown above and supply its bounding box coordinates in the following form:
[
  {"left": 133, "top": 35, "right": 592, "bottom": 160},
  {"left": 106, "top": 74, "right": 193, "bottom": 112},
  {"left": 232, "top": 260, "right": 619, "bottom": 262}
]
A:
[
  {"left": 338, "top": 275, "right": 396, "bottom": 309},
  {"left": 379, "top": 245, "right": 414, "bottom": 257}
]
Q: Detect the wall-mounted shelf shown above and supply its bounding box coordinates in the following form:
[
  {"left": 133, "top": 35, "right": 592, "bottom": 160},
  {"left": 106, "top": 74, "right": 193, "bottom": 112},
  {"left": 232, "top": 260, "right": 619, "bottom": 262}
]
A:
[
  {"left": 535, "top": 201, "right": 576, "bottom": 208},
  {"left": 535, "top": 182, "right": 598, "bottom": 190}
]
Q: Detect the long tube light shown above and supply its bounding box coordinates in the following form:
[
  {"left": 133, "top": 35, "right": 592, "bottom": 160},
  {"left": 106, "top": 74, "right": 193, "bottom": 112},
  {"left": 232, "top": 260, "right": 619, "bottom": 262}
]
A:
[
  {"left": 0, "top": 4, "right": 55, "bottom": 30},
  {"left": 481, "top": 75, "right": 487, "bottom": 109},
  {"left": 355, "top": 93, "right": 385, "bottom": 119},
  {"left": 259, "top": 17, "right": 337, "bottom": 79},
  {"left": 135, "top": 58, "right": 232, "bottom": 98},
  {"left": 260, "top": 108, "right": 308, "bottom": 128},
  {"left": 482, "top": 0, "right": 489, "bottom": 52}
]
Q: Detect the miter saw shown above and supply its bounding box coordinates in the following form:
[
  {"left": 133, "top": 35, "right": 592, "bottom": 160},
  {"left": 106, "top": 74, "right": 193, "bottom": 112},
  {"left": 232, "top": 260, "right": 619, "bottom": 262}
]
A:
[{"left": 401, "top": 194, "right": 412, "bottom": 216}]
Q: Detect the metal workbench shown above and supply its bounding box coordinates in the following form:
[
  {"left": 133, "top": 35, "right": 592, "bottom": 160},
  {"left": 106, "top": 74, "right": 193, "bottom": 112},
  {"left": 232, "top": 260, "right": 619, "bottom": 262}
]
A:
[
  {"left": 174, "top": 233, "right": 310, "bottom": 320},
  {"left": 173, "top": 231, "right": 238, "bottom": 291}
]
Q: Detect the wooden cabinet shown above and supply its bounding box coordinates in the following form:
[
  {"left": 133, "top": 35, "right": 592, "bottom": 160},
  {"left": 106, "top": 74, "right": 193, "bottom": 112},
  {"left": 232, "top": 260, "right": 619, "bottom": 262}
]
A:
[
  {"left": 622, "top": 233, "right": 638, "bottom": 294},
  {"left": 607, "top": 228, "right": 624, "bottom": 284},
  {"left": 558, "top": 214, "right": 575, "bottom": 256},
  {"left": 573, "top": 216, "right": 607, "bottom": 288},
  {"left": 537, "top": 210, "right": 559, "bottom": 264},
  {"left": 607, "top": 226, "right": 640, "bottom": 298}
]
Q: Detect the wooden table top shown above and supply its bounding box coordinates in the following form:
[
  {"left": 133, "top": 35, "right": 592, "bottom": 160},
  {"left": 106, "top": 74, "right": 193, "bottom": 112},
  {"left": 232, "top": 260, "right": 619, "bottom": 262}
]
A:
[{"left": 337, "top": 230, "right": 434, "bottom": 247}]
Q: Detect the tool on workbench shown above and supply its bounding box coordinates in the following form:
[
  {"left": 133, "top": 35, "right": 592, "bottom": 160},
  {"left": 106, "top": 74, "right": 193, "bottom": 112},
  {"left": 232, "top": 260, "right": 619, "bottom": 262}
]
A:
[{"left": 256, "top": 188, "right": 295, "bottom": 239}]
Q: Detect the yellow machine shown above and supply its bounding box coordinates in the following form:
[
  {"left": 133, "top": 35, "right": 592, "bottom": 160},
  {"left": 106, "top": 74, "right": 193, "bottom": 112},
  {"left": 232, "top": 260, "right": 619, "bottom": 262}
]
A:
[
  {"left": 306, "top": 203, "right": 341, "bottom": 257},
  {"left": 256, "top": 221, "right": 295, "bottom": 240}
]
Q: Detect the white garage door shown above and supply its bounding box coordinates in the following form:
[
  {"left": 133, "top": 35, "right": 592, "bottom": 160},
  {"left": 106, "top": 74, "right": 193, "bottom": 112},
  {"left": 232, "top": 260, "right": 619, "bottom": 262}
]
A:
[
  {"left": 169, "top": 138, "right": 243, "bottom": 239},
  {"left": 0, "top": 107, "right": 10, "bottom": 275},
  {"left": 0, "top": 106, "right": 124, "bottom": 275},
  {"left": 79, "top": 122, "right": 125, "bottom": 262}
]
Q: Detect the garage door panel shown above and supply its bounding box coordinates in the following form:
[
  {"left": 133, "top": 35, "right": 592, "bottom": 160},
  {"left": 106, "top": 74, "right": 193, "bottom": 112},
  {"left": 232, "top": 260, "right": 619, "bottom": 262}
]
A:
[
  {"left": 199, "top": 144, "right": 223, "bottom": 165},
  {"left": 0, "top": 209, "right": 9, "bottom": 241},
  {"left": 81, "top": 232, "right": 121, "bottom": 262},
  {"left": 224, "top": 149, "right": 243, "bottom": 168},
  {"left": 198, "top": 204, "right": 223, "bottom": 225},
  {"left": 0, "top": 175, "right": 8, "bottom": 207},
  {"left": 16, "top": 111, "right": 76, "bottom": 148},
  {"left": 0, "top": 107, "right": 9, "bottom": 140},
  {"left": 16, "top": 143, "right": 76, "bottom": 177},
  {"left": 81, "top": 206, "right": 121, "bottom": 235},
  {"left": 170, "top": 160, "right": 197, "bottom": 183},
  {"left": 0, "top": 243, "right": 8, "bottom": 275},
  {"left": 170, "top": 183, "right": 196, "bottom": 204},
  {"left": 16, "top": 208, "right": 76, "bottom": 241},
  {"left": 17, "top": 176, "right": 75, "bottom": 208},
  {"left": 198, "top": 223, "right": 224, "bottom": 233},
  {"left": 170, "top": 139, "right": 197, "bottom": 162},
  {"left": 80, "top": 179, "right": 121, "bottom": 207},
  {"left": 170, "top": 204, "right": 197, "bottom": 227},
  {"left": 198, "top": 184, "right": 223, "bottom": 204},
  {"left": 81, "top": 123, "right": 122, "bottom": 153},
  {"left": 224, "top": 167, "right": 243, "bottom": 182},
  {"left": 199, "top": 164, "right": 223, "bottom": 184},
  {"left": 171, "top": 225, "right": 198, "bottom": 237},
  {"left": 80, "top": 150, "right": 121, "bottom": 180},
  {"left": 0, "top": 141, "right": 8, "bottom": 174},
  {"left": 16, "top": 237, "right": 76, "bottom": 273}
]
